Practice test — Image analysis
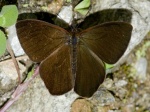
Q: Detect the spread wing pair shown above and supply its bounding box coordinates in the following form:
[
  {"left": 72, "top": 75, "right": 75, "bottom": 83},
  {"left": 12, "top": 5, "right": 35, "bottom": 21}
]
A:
[{"left": 16, "top": 19, "right": 132, "bottom": 97}]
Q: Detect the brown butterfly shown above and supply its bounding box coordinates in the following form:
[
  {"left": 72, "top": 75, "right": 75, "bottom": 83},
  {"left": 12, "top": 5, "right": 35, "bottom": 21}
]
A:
[{"left": 16, "top": 19, "right": 132, "bottom": 97}]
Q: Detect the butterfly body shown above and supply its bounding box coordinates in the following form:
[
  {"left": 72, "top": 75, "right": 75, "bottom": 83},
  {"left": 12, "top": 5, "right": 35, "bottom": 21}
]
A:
[
  {"left": 16, "top": 19, "right": 132, "bottom": 97},
  {"left": 72, "top": 33, "right": 78, "bottom": 45}
]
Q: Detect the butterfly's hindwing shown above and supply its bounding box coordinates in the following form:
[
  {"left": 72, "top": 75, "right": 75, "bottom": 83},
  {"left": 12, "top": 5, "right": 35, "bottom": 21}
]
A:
[
  {"left": 40, "top": 45, "right": 73, "bottom": 95},
  {"left": 75, "top": 43, "right": 105, "bottom": 97}
]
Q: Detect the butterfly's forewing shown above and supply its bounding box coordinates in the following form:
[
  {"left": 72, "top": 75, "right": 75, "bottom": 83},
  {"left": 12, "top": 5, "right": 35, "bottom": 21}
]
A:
[
  {"left": 40, "top": 45, "right": 73, "bottom": 95},
  {"left": 16, "top": 19, "right": 69, "bottom": 62},
  {"left": 78, "top": 22, "right": 132, "bottom": 64},
  {"left": 75, "top": 45, "right": 105, "bottom": 97}
]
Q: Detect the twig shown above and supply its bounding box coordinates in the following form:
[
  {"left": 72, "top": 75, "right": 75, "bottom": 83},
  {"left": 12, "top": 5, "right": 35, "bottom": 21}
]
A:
[
  {"left": 6, "top": 40, "right": 21, "bottom": 84},
  {"left": 0, "top": 66, "right": 39, "bottom": 112}
]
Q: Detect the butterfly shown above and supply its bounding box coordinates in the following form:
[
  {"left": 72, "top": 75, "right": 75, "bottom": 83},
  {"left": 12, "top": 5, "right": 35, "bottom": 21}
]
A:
[{"left": 16, "top": 17, "right": 132, "bottom": 97}]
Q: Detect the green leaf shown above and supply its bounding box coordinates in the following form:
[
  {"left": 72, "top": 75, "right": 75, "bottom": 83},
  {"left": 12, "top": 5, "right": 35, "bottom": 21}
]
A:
[
  {"left": 74, "top": 0, "right": 90, "bottom": 15},
  {"left": 75, "top": 9, "right": 89, "bottom": 15},
  {"left": 0, "top": 30, "right": 6, "bottom": 56},
  {"left": 66, "top": 0, "right": 71, "bottom": 2},
  {"left": 0, "top": 5, "right": 18, "bottom": 27},
  {"left": 27, "top": 67, "right": 34, "bottom": 79},
  {"left": 105, "top": 63, "right": 114, "bottom": 69}
]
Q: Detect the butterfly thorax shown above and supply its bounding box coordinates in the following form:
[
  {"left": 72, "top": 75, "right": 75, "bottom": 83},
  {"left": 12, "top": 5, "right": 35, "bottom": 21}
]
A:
[{"left": 72, "top": 32, "right": 77, "bottom": 45}]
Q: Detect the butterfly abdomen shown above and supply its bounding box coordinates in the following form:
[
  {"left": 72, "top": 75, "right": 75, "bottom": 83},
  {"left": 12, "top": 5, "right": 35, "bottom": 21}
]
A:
[{"left": 71, "top": 33, "right": 78, "bottom": 79}]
